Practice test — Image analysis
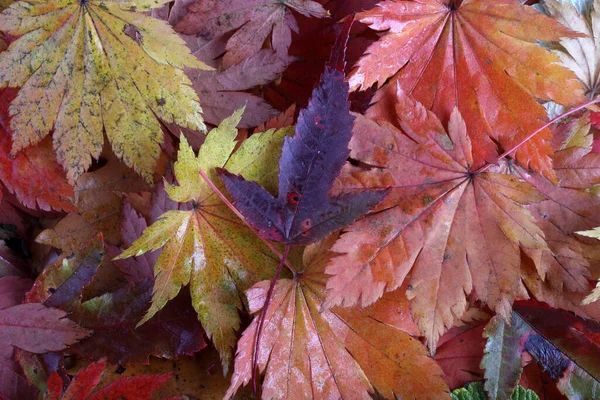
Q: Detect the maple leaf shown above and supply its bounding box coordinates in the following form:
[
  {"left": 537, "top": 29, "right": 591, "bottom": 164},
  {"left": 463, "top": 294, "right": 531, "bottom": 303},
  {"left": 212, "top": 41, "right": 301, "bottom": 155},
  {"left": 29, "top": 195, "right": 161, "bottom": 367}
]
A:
[
  {"left": 46, "top": 358, "right": 171, "bottom": 400},
  {"left": 543, "top": 0, "right": 600, "bottom": 98},
  {"left": 0, "top": 87, "right": 74, "bottom": 212},
  {"left": 0, "top": 0, "right": 209, "bottom": 183},
  {"left": 188, "top": 48, "right": 288, "bottom": 128},
  {"left": 175, "top": 0, "right": 329, "bottom": 68},
  {"left": 225, "top": 235, "right": 449, "bottom": 399},
  {"left": 349, "top": 0, "right": 586, "bottom": 177},
  {"left": 0, "top": 272, "right": 37, "bottom": 400},
  {"left": 116, "top": 108, "right": 292, "bottom": 371},
  {"left": 218, "top": 68, "right": 389, "bottom": 246},
  {"left": 325, "top": 88, "right": 551, "bottom": 352}
]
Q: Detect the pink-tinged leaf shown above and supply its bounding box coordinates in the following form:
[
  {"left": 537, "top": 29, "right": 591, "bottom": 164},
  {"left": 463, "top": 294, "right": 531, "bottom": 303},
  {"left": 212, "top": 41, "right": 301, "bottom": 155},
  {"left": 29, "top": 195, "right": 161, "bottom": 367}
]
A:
[
  {"left": 219, "top": 64, "right": 389, "bottom": 245},
  {"left": 87, "top": 373, "right": 171, "bottom": 400},
  {"left": 0, "top": 88, "right": 74, "bottom": 212},
  {"left": 176, "top": 0, "right": 328, "bottom": 68},
  {"left": 68, "top": 279, "right": 206, "bottom": 365},
  {"left": 0, "top": 303, "right": 90, "bottom": 353},
  {"left": 325, "top": 88, "right": 549, "bottom": 351},
  {"left": 225, "top": 236, "right": 449, "bottom": 399},
  {"left": 0, "top": 276, "right": 32, "bottom": 310},
  {"left": 187, "top": 48, "right": 287, "bottom": 128},
  {"left": 26, "top": 236, "right": 103, "bottom": 308}
]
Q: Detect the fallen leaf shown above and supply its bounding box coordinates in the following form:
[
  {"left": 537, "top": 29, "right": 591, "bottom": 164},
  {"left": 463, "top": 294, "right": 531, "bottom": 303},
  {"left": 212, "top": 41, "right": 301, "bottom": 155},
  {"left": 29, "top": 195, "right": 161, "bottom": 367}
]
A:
[
  {"left": 481, "top": 314, "right": 530, "bottom": 400},
  {"left": 0, "top": 0, "right": 208, "bottom": 182},
  {"left": 349, "top": 0, "right": 586, "bottom": 177},
  {"left": 176, "top": 0, "right": 328, "bottom": 68},
  {"left": 543, "top": 0, "right": 600, "bottom": 98},
  {"left": 116, "top": 109, "right": 290, "bottom": 371},
  {"left": 36, "top": 152, "right": 149, "bottom": 252},
  {"left": 26, "top": 235, "right": 103, "bottom": 308},
  {"left": 46, "top": 358, "right": 171, "bottom": 400},
  {"left": 225, "top": 235, "right": 449, "bottom": 399},
  {"left": 0, "top": 303, "right": 89, "bottom": 353},
  {"left": 188, "top": 48, "right": 287, "bottom": 128},
  {"left": 0, "top": 87, "right": 74, "bottom": 212},
  {"left": 69, "top": 279, "right": 206, "bottom": 365},
  {"left": 325, "top": 88, "right": 550, "bottom": 351},
  {"left": 219, "top": 64, "right": 389, "bottom": 246}
]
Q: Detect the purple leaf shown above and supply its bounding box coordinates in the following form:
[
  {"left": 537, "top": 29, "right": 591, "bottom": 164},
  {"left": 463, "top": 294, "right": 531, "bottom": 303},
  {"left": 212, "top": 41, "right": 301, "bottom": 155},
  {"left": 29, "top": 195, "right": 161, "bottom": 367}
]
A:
[{"left": 219, "top": 66, "right": 389, "bottom": 245}]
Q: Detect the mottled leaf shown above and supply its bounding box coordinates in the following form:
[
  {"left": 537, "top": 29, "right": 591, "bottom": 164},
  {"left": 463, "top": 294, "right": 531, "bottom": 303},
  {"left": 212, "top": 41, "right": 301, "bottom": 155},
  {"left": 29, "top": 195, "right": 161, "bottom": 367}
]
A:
[
  {"left": 225, "top": 235, "right": 449, "bottom": 399},
  {"left": 116, "top": 109, "right": 290, "bottom": 370},
  {"left": 349, "top": 0, "right": 586, "bottom": 177},
  {"left": 0, "top": 0, "right": 208, "bottom": 182},
  {"left": 325, "top": 89, "right": 550, "bottom": 351}
]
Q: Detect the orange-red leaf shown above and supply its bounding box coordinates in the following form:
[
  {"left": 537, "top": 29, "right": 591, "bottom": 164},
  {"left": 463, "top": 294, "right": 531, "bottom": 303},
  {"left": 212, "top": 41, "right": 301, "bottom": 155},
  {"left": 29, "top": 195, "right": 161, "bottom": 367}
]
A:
[
  {"left": 0, "top": 88, "right": 74, "bottom": 212},
  {"left": 325, "top": 88, "right": 551, "bottom": 351},
  {"left": 349, "top": 0, "right": 586, "bottom": 178}
]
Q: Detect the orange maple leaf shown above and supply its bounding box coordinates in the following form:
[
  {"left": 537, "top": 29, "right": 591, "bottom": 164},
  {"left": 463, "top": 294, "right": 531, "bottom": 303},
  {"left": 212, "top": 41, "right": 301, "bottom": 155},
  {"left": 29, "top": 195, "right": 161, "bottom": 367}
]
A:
[
  {"left": 349, "top": 0, "right": 586, "bottom": 178},
  {"left": 325, "top": 88, "right": 552, "bottom": 351}
]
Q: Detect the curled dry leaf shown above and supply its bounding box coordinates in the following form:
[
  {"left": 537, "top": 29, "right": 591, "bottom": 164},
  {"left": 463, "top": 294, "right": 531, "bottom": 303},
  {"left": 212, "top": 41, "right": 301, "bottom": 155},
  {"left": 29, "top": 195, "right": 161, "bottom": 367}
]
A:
[
  {"left": 226, "top": 235, "right": 449, "bottom": 400},
  {"left": 0, "top": 0, "right": 209, "bottom": 182}
]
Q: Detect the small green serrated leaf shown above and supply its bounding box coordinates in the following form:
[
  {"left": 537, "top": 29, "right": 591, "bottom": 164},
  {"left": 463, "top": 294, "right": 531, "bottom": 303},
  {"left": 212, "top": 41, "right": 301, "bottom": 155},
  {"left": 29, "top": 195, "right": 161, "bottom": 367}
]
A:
[{"left": 451, "top": 382, "right": 540, "bottom": 400}]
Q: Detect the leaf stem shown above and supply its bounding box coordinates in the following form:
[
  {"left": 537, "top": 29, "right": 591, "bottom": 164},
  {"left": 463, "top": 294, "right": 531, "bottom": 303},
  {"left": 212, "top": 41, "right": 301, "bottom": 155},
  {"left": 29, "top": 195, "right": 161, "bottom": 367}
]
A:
[
  {"left": 475, "top": 97, "right": 600, "bottom": 174},
  {"left": 198, "top": 168, "right": 297, "bottom": 273},
  {"left": 251, "top": 243, "right": 291, "bottom": 395}
]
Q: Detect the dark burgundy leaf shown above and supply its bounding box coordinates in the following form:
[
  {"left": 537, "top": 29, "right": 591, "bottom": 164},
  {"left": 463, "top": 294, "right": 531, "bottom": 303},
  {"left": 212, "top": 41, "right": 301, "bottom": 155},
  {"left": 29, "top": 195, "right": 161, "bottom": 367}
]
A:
[
  {"left": 68, "top": 279, "right": 206, "bottom": 365},
  {"left": 0, "top": 276, "right": 32, "bottom": 310},
  {"left": 218, "top": 34, "right": 388, "bottom": 245}
]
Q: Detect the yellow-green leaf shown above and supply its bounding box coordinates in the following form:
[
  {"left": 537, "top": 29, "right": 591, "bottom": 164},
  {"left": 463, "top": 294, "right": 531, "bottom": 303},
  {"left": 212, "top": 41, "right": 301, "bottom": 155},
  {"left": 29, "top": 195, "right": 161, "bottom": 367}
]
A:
[
  {"left": 115, "top": 109, "right": 291, "bottom": 372},
  {"left": 0, "top": 0, "right": 211, "bottom": 183}
]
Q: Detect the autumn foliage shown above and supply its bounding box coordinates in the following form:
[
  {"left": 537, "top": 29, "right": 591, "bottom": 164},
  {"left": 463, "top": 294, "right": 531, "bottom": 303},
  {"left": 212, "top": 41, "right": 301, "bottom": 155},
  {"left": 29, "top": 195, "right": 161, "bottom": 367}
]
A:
[{"left": 1, "top": 0, "right": 600, "bottom": 399}]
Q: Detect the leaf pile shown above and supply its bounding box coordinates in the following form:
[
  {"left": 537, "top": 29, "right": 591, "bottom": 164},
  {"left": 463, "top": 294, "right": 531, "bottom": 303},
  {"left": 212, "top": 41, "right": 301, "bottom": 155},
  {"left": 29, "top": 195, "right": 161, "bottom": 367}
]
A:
[{"left": 0, "top": 0, "right": 600, "bottom": 399}]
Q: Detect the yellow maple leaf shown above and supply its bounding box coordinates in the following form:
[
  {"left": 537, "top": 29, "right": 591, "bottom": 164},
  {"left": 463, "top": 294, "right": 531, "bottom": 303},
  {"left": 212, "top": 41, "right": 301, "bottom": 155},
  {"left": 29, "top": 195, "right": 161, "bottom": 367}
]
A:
[
  {"left": 0, "top": 0, "right": 211, "bottom": 183},
  {"left": 115, "top": 107, "right": 293, "bottom": 372}
]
